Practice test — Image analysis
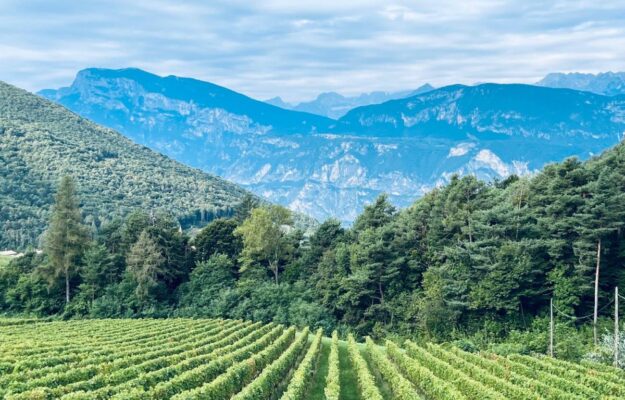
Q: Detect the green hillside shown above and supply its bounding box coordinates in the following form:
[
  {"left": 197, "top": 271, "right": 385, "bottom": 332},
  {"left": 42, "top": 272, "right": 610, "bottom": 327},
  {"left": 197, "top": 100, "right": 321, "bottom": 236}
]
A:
[{"left": 0, "top": 81, "right": 250, "bottom": 250}]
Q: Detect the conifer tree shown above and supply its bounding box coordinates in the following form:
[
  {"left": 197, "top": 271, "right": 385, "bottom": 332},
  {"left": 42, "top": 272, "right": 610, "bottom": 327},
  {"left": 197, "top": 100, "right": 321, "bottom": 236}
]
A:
[
  {"left": 44, "top": 176, "right": 90, "bottom": 304},
  {"left": 80, "top": 243, "right": 115, "bottom": 303},
  {"left": 126, "top": 230, "right": 166, "bottom": 302}
]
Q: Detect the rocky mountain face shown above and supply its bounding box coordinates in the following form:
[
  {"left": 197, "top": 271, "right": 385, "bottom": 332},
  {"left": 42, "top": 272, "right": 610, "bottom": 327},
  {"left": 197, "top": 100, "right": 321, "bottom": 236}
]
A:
[
  {"left": 537, "top": 72, "right": 625, "bottom": 96},
  {"left": 40, "top": 69, "right": 625, "bottom": 224},
  {"left": 265, "top": 84, "right": 434, "bottom": 119}
]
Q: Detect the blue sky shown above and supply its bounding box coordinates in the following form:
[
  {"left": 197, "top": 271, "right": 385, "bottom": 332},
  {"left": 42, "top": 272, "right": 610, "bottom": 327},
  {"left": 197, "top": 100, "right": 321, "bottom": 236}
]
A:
[{"left": 1, "top": 0, "right": 625, "bottom": 102}]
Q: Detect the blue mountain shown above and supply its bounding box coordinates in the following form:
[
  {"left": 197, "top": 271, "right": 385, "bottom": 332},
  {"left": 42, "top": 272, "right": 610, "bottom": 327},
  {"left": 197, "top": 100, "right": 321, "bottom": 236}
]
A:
[
  {"left": 339, "top": 83, "right": 625, "bottom": 140},
  {"left": 266, "top": 84, "right": 435, "bottom": 119},
  {"left": 537, "top": 72, "right": 625, "bottom": 96},
  {"left": 41, "top": 68, "right": 335, "bottom": 138},
  {"left": 40, "top": 69, "right": 625, "bottom": 223}
]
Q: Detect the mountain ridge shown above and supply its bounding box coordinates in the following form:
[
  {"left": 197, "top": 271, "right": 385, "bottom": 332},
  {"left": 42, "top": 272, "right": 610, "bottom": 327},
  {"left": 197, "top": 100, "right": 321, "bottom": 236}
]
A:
[
  {"left": 536, "top": 71, "right": 625, "bottom": 96},
  {"left": 265, "top": 84, "right": 435, "bottom": 119},
  {"left": 39, "top": 68, "right": 625, "bottom": 223}
]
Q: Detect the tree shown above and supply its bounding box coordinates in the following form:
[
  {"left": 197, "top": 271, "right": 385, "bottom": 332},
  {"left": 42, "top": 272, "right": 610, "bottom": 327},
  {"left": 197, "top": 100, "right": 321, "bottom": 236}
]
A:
[
  {"left": 235, "top": 205, "right": 293, "bottom": 284},
  {"left": 575, "top": 167, "right": 625, "bottom": 344},
  {"left": 44, "top": 176, "right": 90, "bottom": 303},
  {"left": 352, "top": 194, "right": 396, "bottom": 232},
  {"left": 122, "top": 211, "right": 192, "bottom": 290},
  {"left": 126, "top": 231, "right": 166, "bottom": 303},
  {"left": 343, "top": 225, "right": 400, "bottom": 328},
  {"left": 193, "top": 218, "right": 242, "bottom": 262},
  {"left": 234, "top": 193, "right": 259, "bottom": 223},
  {"left": 179, "top": 254, "right": 236, "bottom": 311},
  {"left": 80, "top": 244, "right": 115, "bottom": 303}
]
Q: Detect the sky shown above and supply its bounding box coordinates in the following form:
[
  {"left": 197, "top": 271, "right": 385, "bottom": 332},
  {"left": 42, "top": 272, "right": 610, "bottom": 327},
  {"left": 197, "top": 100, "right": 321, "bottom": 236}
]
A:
[{"left": 1, "top": 0, "right": 625, "bottom": 102}]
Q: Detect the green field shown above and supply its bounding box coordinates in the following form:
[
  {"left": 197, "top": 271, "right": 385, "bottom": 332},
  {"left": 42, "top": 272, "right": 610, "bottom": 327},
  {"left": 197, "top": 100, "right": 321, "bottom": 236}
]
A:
[{"left": 0, "top": 318, "right": 623, "bottom": 399}]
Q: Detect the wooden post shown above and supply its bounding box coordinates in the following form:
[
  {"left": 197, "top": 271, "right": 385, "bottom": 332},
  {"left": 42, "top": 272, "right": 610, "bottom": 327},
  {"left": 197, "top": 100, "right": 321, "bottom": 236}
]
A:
[
  {"left": 550, "top": 298, "right": 554, "bottom": 358},
  {"left": 615, "top": 286, "right": 619, "bottom": 368},
  {"left": 594, "top": 239, "right": 601, "bottom": 347}
]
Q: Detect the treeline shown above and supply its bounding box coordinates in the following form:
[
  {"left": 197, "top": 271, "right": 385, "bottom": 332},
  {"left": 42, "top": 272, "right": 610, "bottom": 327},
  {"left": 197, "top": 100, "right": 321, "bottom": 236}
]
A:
[{"left": 2, "top": 142, "right": 625, "bottom": 356}]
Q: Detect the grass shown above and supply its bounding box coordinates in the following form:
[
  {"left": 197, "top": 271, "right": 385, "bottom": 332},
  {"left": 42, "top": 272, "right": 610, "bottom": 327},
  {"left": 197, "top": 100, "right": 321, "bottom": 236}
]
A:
[
  {"left": 308, "top": 337, "right": 372, "bottom": 400},
  {"left": 308, "top": 337, "right": 331, "bottom": 400},
  {"left": 361, "top": 343, "right": 394, "bottom": 400},
  {"left": 338, "top": 340, "right": 362, "bottom": 400},
  {"left": 308, "top": 338, "right": 364, "bottom": 400}
]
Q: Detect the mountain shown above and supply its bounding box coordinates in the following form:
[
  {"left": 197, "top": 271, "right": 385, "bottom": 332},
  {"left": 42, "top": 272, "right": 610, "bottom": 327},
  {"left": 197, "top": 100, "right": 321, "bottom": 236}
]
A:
[
  {"left": 0, "top": 80, "right": 254, "bottom": 250},
  {"left": 537, "top": 72, "right": 625, "bottom": 96},
  {"left": 40, "top": 68, "right": 335, "bottom": 138},
  {"left": 264, "top": 96, "right": 292, "bottom": 109},
  {"left": 266, "top": 84, "right": 435, "bottom": 119},
  {"left": 40, "top": 69, "right": 625, "bottom": 224}
]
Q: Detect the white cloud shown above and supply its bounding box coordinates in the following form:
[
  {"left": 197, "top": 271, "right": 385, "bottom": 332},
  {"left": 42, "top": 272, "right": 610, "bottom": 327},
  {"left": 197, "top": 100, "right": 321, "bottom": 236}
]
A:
[{"left": 0, "top": 0, "right": 624, "bottom": 101}]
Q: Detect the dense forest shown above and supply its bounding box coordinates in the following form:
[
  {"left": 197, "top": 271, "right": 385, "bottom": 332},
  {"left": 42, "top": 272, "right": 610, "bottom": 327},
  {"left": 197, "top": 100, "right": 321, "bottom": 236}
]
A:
[
  {"left": 0, "top": 81, "right": 252, "bottom": 250},
  {"left": 2, "top": 137, "right": 625, "bottom": 361}
]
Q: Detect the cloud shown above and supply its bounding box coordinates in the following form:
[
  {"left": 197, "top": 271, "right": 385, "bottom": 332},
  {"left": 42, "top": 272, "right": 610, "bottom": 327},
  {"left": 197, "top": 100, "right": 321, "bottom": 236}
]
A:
[{"left": 1, "top": 0, "right": 624, "bottom": 102}]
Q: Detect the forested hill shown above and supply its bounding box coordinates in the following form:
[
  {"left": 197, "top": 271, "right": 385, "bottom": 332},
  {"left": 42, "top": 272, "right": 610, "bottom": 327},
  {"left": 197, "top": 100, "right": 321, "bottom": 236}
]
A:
[{"left": 0, "top": 81, "right": 251, "bottom": 250}]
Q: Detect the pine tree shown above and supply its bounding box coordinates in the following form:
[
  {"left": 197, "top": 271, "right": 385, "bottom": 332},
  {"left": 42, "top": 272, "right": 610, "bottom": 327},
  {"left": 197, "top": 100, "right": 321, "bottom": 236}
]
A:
[
  {"left": 44, "top": 176, "right": 90, "bottom": 304},
  {"left": 126, "top": 231, "right": 167, "bottom": 302},
  {"left": 80, "top": 243, "right": 115, "bottom": 303},
  {"left": 234, "top": 193, "right": 259, "bottom": 223},
  {"left": 576, "top": 167, "right": 625, "bottom": 344},
  {"left": 352, "top": 194, "right": 396, "bottom": 232}
]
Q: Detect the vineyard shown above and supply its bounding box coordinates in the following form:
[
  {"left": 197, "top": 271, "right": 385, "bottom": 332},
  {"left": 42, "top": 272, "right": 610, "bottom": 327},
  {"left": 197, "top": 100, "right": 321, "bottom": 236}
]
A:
[{"left": 0, "top": 318, "right": 624, "bottom": 399}]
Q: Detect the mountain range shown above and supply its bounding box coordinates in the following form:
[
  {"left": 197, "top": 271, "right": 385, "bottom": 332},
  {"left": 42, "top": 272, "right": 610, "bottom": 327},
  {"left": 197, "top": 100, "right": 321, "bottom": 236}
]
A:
[
  {"left": 39, "top": 68, "right": 625, "bottom": 223},
  {"left": 0, "top": 80, "right": 253, "bottom": 250},
  {"left": 265, "top": 84, "right": 435, "bottom": 119},
  {"left": 537, "top": 71, "right": 625, "bottom": 96}
]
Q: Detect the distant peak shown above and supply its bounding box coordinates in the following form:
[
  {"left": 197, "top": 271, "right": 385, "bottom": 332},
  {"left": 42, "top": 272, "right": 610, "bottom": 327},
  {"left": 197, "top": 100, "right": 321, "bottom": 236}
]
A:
[
  {"left": 265, "top": 96, "right": 293, "bottom": 109},
  {"left": 536, "top": 71, "right": 625, "bottom": 96},
  {"left": 316, "top": 92, "right": 345, "bottom": 101},
  {"left": 417, "top": 83, "right": 435, "bottom": 91},
  {"left": 76, "top": 67, "right": 160, "bottom": 81},
  {"left": 266, "top": 96, "right": 285, "bottom": 102}
]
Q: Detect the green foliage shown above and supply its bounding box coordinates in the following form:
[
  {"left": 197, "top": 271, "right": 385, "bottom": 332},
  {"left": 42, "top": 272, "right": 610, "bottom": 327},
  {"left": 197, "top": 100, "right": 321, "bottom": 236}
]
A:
[
  {"left": 0, "top": 81, "right": 249, "bottom": 250},
  {"left": 193, "top": 218, "right": 242, "bottom": 262},
  {"left": 79, "top": 243, "right": 116, "bottom": 303},
  {"left": 324, "top": 331, "right": 341, "bottom": 400},
  {"left": 280, "top": 328, "right": 323, "bottom": 400},
  {"left": 585, "top": 330, "right": 625, "bottom": 369},
  {"left": 365, "top": 337, "right": 419, "bottom": 399},
  {"left": 43, "top": 176, "right": 90, "bottom": 303},
  {"left": 5, "top": 78, "right": 625, "bottom": 362},
  {"left": 346, "top": 334, "right": 383, "bottom": 400},
  {"left": 3, "top": 317, "right": 621, "bottom": 399},
  {"left": 178, "top": 254, "right": 236, "bottom": 315},
  {"left": 0, "top": 255, "right": 12, "bottom": 268},
  {"left": 236, "top": 205, "right": 293, "bottom": 283},
  {"left": 126, "top": 231, "right": 167, "bottom": 304}
]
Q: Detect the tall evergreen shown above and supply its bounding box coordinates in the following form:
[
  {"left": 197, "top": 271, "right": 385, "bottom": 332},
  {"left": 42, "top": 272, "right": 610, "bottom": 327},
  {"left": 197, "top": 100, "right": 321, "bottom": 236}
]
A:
[
  {"left": 44, "top": 176, "right": 90, "bottom": 304},
  {"left": 234, "top": 194, "right": 259, "bottom": 223},
  {"left": 80, "top": 244, "right": 115, "bottom": 303},
  {"left": 126, "top": 231, "right": 166, "bottom": 303}
]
